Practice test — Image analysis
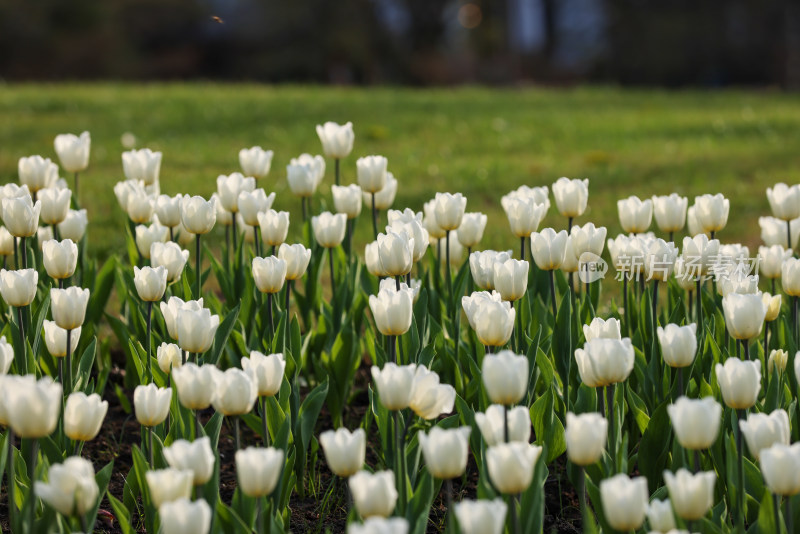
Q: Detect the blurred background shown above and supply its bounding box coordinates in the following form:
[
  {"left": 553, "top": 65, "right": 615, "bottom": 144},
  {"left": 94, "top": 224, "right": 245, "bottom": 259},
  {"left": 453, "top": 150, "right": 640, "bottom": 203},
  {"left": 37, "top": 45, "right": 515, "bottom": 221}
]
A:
[{"left": 2, "top": 0, "right": 799, "bottom": 88}]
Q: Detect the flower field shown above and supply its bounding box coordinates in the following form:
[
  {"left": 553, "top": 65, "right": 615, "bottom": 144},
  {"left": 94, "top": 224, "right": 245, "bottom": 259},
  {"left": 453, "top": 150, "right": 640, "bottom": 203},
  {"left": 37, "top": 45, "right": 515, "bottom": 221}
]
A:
[{"left": 1, "top": 85, "right": 800, "bottom": 534}]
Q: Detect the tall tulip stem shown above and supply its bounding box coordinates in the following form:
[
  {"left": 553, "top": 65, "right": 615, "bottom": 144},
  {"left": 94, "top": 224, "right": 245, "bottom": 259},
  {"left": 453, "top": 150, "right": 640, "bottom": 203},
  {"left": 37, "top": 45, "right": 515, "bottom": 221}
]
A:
[
  {"left": 66, "top": 328, "right": 73, "bottom": 395},
  {"left": 607, "top": 384, "right": 616, "bottom": 473},
  {"left": 788, "top": 220, "right": 792, "bottom": 251},
  {"left": 651, "top": 280, "right": 659, "bottom": 324},
  {"left": 548, "top": 270, "right": 558, "bottom": 319},
  {"left": 301, "top": 197, "right": 308, "bottom": 223},
  {"left": 509, "top": 494, "right": 520, "bottom": 534},
  {"left": 388, "top": 335, "right": 396, "bottom": 364},
  {"left": 445, "top": 231, "right": 452, "bottom": 299},
  {"left": 677, "top": 367, "right": 684, "bottom": 398},
  {"left": 266, "top": 293, "right": 274, "bottom": 342},
  {"left": 12, "top": 236, "right": 17, "bottom": 270},
  {"left": 20, "top": 237, "right": 27, "bottom": 270},
  {"left": 195, "top": 234, "right": 202, "bottom": 299},
  {"left": 371, "top": 194, "right": 378, "bottom": 239},
  {"left": 736, "top": 409, "right": 745, "bottom": 531},
  {"left": 6, "top": 428, "right": 15, "bottom": 528},
  {"left": 334, "top": 159, "right": 340, "bottom": 187},
  {"left": 445, "top": 478, "right": 454, "bottom": 534},
  {"left": 234, "top": 416, "right": 241, "bottom": 452},
  {"left": 394, "top": 410, "right": 406, "bottom": 515},
  {"left": 577, "top": 466, "right": 587, "bottom": 527},
  {"left": 260, "top": 396, "right": 270, "bottom": 447},
  {"left": 743, "top": 340, "right": 750, "bottom": 361},
  {"left": 328, "top": 248, "right": 336, "bottom": 302},
  {"left": 694, "top": 449, "right": 701, "bottom": 473},
  {"left": 794, "top": 296, "right": 799, "bottom": 344},
  {"left": 285, "top": 280, "right": 292, "bottom": 314},
  {"left": 773, "top": 494, "right": 781, "bottom": 534},
  {"left": 785, "top": 496, "right": 793, "bottom": 534},
  {"left": 696, "top": 279, "right": 702, "bottom": 335},
  {"left": 520, "top": 236, "right": 525, "bottom": 262},
  {"left": 15, "top": 306, "right": 25, "bottom": 374},
  {"left": 503, "top": 404, "right": 509, "bottom": 443},
  {"left": 27, "top": 438, "right": 37, "bottom": 528},
  {"left": 254, "top": 226, "right": 261, "bottom": 258},
  {"left": 148, "top": 426, "right": 154, "bottom": 468},
  {"left": 74, "top": 171, "right": 80, "bottom": 199},
  {"left": 146, "top": 301, "right": 153, "bottom": 383},
  {"left": 623, "top": 276, "right": 630, "bottom": 337}
]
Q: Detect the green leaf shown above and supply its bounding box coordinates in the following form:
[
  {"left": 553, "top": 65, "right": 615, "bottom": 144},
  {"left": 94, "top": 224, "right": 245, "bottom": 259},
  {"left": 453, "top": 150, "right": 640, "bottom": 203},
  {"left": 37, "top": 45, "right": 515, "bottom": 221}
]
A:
[
  {"left": 530, "top": 388, "right": 566, "bottom": 463},
  {"left": 207, "top": 304, "right": 240, "bottom": 366}
]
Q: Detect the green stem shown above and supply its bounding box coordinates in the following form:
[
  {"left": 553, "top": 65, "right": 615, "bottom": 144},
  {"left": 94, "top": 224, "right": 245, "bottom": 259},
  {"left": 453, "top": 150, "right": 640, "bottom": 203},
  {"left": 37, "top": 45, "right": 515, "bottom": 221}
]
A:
[
  {"left": 503, "top": 404, "right": 509, "bottom": 443},
  {"left": 65, "top": 327, "right": 72, "bottom": 395},
  {"left": 16, "top": 307, "right": 26, "bottom": 374},
  {"left": 6, "top": 428, "right": 15, "bottom": 529},
  {"left": 786, "top": 496, "right": 793, "bottom": 534},
  {"left": 445, "top": 230, "right": 452, "bottom": 300},
  {"left": 27, "top": 438, "right": 37, "bottom": 528},
  {"left": 509, "top": 493, "right": 519, "bottom": 534},
  {"left": 261, "top": 396, "right": 270, "bottom": 447},
  {"left": 395, "top": 410, "right": 406, "bottom": 515},
  {"left": 195, "top": 234, "right": 202, "bottom": 299},
  {"left": 234, "top": 416, "right": 241, "bottom": 452},
  {"left": 577, "top": 466, "right": 587, "bottom": 527},
  {"left": 335, "top": 159, "right": 340, "bottom": 187},
  {"left": 329, "top": 248, "right": 336, "bottom": 302},
  {"left": 148, "top": 426, "right": 154, "bottom": 468},
  {"left": 371, "top": 194, "right": 378, "bottom": 239},
  {"left": 737, "top": 409, "right": 745, "bottom": 531},
  {"left": 548, "top": 270, "right": 558, "bottom": 319},
  {"left": 774, "top": 494, "right": 782, "bottom": 534},
  {"left": 607, "top": 384, "right": 616, "bottom": 473},
  {"left": 146, "top": 301, "right": 153, "bottom": 384}
]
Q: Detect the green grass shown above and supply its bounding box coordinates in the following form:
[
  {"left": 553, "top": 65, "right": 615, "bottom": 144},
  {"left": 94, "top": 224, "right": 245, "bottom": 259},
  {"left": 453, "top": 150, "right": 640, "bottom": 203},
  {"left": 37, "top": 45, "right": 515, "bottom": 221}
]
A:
[{"left": 0, "top": 83, "right": 798, "bottom": 256}]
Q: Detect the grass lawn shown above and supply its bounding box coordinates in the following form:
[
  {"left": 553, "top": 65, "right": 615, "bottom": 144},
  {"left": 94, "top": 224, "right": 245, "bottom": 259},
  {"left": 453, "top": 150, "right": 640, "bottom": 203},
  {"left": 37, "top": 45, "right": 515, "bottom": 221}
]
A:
[{"left": 0, "top": 83, "right": 798, "bottom": 257}]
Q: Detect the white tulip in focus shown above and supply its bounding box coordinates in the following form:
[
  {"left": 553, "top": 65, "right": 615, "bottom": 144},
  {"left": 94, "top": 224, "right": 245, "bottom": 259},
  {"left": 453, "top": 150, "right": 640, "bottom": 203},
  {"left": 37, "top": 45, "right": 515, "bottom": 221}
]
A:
[
  {"left": 4, "top": 375, "right": 62, "bottom": 438},
  {"left": 252, "top": 257, "right": 286, "bottom": 294},
  {"left": 657, "top": 323, "right": 697, "bottom": 368},
  {"left": 216, "top": 173, "right": 255, "bottom": 213},
  {"left": 134, "top": 265, "right": 168, "bottom": 302},
  {"left": 681, "top": 235, "right": 720, "bottom": 276},
  {"left": 43, "top": 321, "right": 81, "bottom": 358},
  {"left": 312, "top": 211, "right": 347, "bottom": 249},
  {"left": 694, "top": 194, "right": 729, "bottom": 234},
  {"left": 54, "top": 132, "right": 91, "bottom": 173},
  {"left": 172, "top": 363, "right": 216, "bottom": 410},
  {"left": 279, "top": 243, "right": 312, "bottom": 281},
  {"left": 35, "top": 456, "right": 98, "bottom": 518},
  {"left": 180, "top": 196, "right": 217, "bottom": 235},
  {"left": 582, "top": 317, "right": 621, "bottom": 342},
  {"left": 644, "top": 238, "right": 678, "bottom": 282},
  {"left": 376, "top": 230, "right": 414, "bottom": 276},
  {"left": 667, "top": 396, "right": 722, "bottom": 450},
  {"left": 461, "top": 291, "right": 504, "bottom": 330},
  {"left": 236, "top": 447, "right": 285, "bottom": 497},
  {"left": 486, "top": 442, "right": 542, "bottom": 495},
  {"left": 134, "top": 383, "right": 172, "bottom": 427},
  {"left": 453, "top": 499, "right": 507, "bottom": 534},
  {"left": 159, "top": 498, "right": 212, "bottom": 534},
  {"left": 663, "top": 469, "right": 716, "bottom": 521},
  {"left": 332, "top": 184, "right": 363, "bottom": 219},
  {"left": 146, "top": 468, "right": 193, "bottom": 507},
  {"left": 163, "top": 436, "right": 216, "bottom": 486},
  {"left": 0, "top": 227, "right": 13, "bottom": 257},
  {"left": 570, "top": 222, "right": 607, "bottom": 259},
  {"left": 408, "top": 366, "right": 456, "bottom": 420},
  {"left": 365, "top": 241, "right": 389, "bottom": 277},
  {"left": 646, "top": 499, "right": 676, "bottom": 533},
  {"left": 151, "top": 242, "right": 190, "bottom": 282},
  {"left": 258, "top": 210, "right": 290, "bottom": 247},
  {"left": 457, "top": 212, "right": 487, "bottom": 249},
  {"left": 474, "top": 299, "right": 515, "bottom": 347},
  {"left": 618, "top": 195, "right": 653, "bottom": 234},
  {"left": 502, "top": 196, "right": 547, "bottom": 238},
  {"left": 469, "top": 250, "right": 512, "bottom": 290},
  {"left": 42, "top": 239, "right": 78, "bottom": 280},
  {"left": 0, "top": 268, "right": 38, "bottom": 307},
  {"left": 347, "top": 517, "right": 408, "bottom": 534},
  {"left": 475, "top": 405, "right": 531, "bottom": 446},
  {"left": 652, "top": 193, "right": 688, "bottom": 235},
  {"left": 419, "top": 426, "right": 471, "bottom": 479},
  {"left": 530, "top": 228, "right": 568, "bottom": 270},
  {"left": 239, "top": 146, "right": 274, "bottom": 179},
  {"left": 565, "top": 412, "right": 607, "bottom": 466},
  {"left": 552, "top": 177, "right": 589, "bottom": 218},
  {"left": 767, "top": 183, "right": 800, "bottom": 221},
  {"left": 369, "top": 286, "right": 414, "bottom": 336},
  {"left": 389, "top": 219, "right": 429, "bottom": 263},
  {"left": 482, "top": 350, "right": 528, "bottom": 405},
  {"left": 493, "top": 258, "right": 529, "bottom": 302},
  {"left": 3, "top": 195, "right": 41, "bottom": 237},
  {"left": 740, "top": 409, "right": 790, "bottom": 461},
  {"left": 241, "top": 351, "right": 285, "bottom": 398},
  {"left": 349, "top": 470, "right": 398, "bottom": 518},
  {"left": 211, "top": 368, "right": 257, "bottom": 416},
  {"left": 319, "top": 427, "right": 366, "bottom": 478},
  {"left": 761, "top": 443, "right": 800, "bottom": 496},
  {"left": 600, "top": 474, "right": 648, "bottom": 531},
  {"left": 39, "top": 187, "right": 71, "bottom": 225},
  {"left": 575, "top": 338, "right": 635, "bottom": 388},
  {"left": 715, "top": 358, "right": 761, "bottom": 409},
  {"left": 157, "top": 342, "right": 182, "bottom": 374},
  {"left": 423, "top": 200, "right": 447, "bottom": 239},
  {"left": 123, "top": 148, "right": 161, "bottom": 185},
  {"left": 160, "top": 297, "right": 204, "bottom": 340},
  {"left": 50, "top": 286, "right": 90, "bottom": 332},
  {"left": 722, "top": 292, "right": 767, "bottom": 340},
  {"left": 135, "top": 222, "right": 168, "bottom": 259},
  {"left": 362, "top": 173, "right": 397, "bottom": 210},
  {"left": 64, "top": 392, "right": 107, "bottom": 442},
  {"left": 18, "top": 155, "right": 57, "bottom": 193},
  {"left": 176, "top": 308, "right": 220, "bottom": 354},
  {"left": 238, "top": 189, "right": 275, "bottom": 227},
  {"left": 58, "top": 209, "right": 88, "bottom": 242},
  {"left": 433, "top": 192, "right": 467, "bottom": 231},
  {"left": 317, "top": 122, "right": 355, "bottom": 159},
  {"left": 155, "top": 194, "right": 183, "bottom": 228},
  {"left": 371, "top": 363, "right": 416, "bottom": 410},
  {"left": 356, "top": 155, "right": 388, "bottom": 194}
]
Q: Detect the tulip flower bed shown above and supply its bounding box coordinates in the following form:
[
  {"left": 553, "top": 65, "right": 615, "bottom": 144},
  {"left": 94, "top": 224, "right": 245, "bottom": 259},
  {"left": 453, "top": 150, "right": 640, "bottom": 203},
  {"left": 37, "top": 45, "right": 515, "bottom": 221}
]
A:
[{"left": 4, "top": 87, "right": 800, "bottom": 534}]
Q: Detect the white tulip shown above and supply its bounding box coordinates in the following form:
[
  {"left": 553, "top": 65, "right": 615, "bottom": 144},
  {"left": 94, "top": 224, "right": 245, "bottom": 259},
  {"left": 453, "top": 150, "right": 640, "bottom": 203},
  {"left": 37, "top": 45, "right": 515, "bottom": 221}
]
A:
[
  {"left": 482, "top": 350, "right": 527, "bottom": 405},
  {"left": 135, "top": 222, "right": 168, "bottom": 259},
  {"left": 212, "top": 368, "right": 257, "bottom": 416},
  {"left": 693, "top": 194, "right": 729, "bottom": 234},
  {"left": 155, "top": 194, "right": 183, "bottom": 228},
  {"left": 54, "top": 132, "right": 91, "bottom": 173},
  {"left": 4, "top": 375, "right": 62, "bottom": 438},
  {"left": 418, "top": 426, "right": 471, "bottom": 479},
  {"left": 715, "top": 358, "right": 761, "bottom": 409},
  {"left": 454, "top": 499, "right": 507, "bottom": 534},
  {"left": 502, "top": 196, "right": 547, "bottom": 238},
  {"left": 408, "top": 366, "right": 456, "bottom": 420},
  {"left": 312, "top": 211, "right": 347, "bottom": 248},
  {"left": 146, "top": 468, "right": 193, "bottom": 507},
  {"left": 473, "top": 299, "right": 515, "bottom": 347},
  {"left": 362, "top": 173, "right": 397, "bottom": 211},
  {"left": 35, "top": 456, "right": 98, "bottom": 517},
  {"left": 172, "top": 363, "right": 216, "bottom": 410},
  {"left": 760, "top": 216, "right": 800, "bottom": 248},
  {"left": 332, "top": 184, "right": 363, "bottom": 219},
  {"left": 423, "top": 199, "right": 447, "bottom": 239},
  {"left": 600, "top": 474, "right": 648, "bottom": 531},
  {"left": 583, "top": 317, "right": 622, "bottom": 342},
  {"left": 768, "top": 349, "right": 788, "bottom": 374},
  {"left": 39, "top": 187, "right": 71, "bottom": 225},
  {"left": 3, "top": 195, "right": 41, "bottom": 237},
  {"left": 0, "top": 337, "right": 12, "bottom": 374},
  {"left": 122, "top": 148, "right": 161, "bottom": 185},
  {"left": 241, "top": 351, "right": 285, "bottom": 397},
  {"left": 760, "top": 443, "right": 800, "bottom": 496},
  {"left": 457, "top": 212, "right": 487, "bottom": 249},
  {"left": 652, "top": 193, "right": 688, "bottom": 234},
  {"left": 486, "top": 442, "right": 542, "bottom": 494},
  {"left": 681, "top": 234, "right": 720, "bottom": 276},
  {"left": 722, "top": 292, "right": 767, "bottom": 340},
  {"left": 575, "top": 338, "right": 635, "bottom": 388},
  {"left": 475, "top": 404, "right": 531, "bottom": 446},
  {"left": 767, "top": 183, "right": 800, "bottom": 221},
  {"left": 238, "top": 188, "right": 275, "bottom": 227},
  {"left": 663, "top": 469, "right": 716, "bottom": 521},
  {"left": 570, "top": 222, "right": 607, "bottom": 259},
  {"left": 782, "top": 257, "right": 800, "bottom": 297},
  {"left": 160, "top": 297, "right": 203, "bottom": 340},
  {"left": 469, "top": 250, "right": 512, "bottom": 290},
  {"left": 258, "top": 210, "right": 290, "bottom": 247},
  {"left": 646, "top": 498, "right": 676, "bottom": 533},
  {"left": 618, "top": 195, "right": 653, "bottom": 234},
  {"left": 42, "top": 239, "right": 78, "bottom": 280},
  {"left": 159, "top": 498, "right": 212, "bottom": 534},
  {"left": 493, "top": 258, "right": 529, "bottom": 302},
  {"left": 565, "top": 412, "right": 607, "bottom": 466},
  {"left": 644, "top": 238, "right": 678, "bottom": 282},
  {"left": 134, "top": 383, "right": 172, "bottom": 427},
  {"left": 432, "top": 192, "right": 467, "bottom": 231},
  {"left": 319, "top": 427, "right": 366, "bottom": 477},
  {"left": 58, "top": 209, "right": 88, "bottom": 242},
  {"left": 552, "top": 177, "right": 588, "bottom": 218},
  {"left": 388, "top": 219, "right": 429, "bottom": 263},
  {"left": 371, "top": 363, "right": 416, "bottom": 411},
  {"left": 347, "top": 517, "right": 408, "bottom": 534},
  {"left": 180, "top": 195, "right": 216, "bottom": 235},
  {"left": 356, "top": 155, "right": 388, "bottom": 194},
  {"left": 317, "top": 121, "right": 355, "bottom": 159},
  {"left": 134, "top": 265, "right": 168, "bottom": 302},
  {"left": 0, "top": 268, "right": 38, "bottom": 307},
  {"left": 239, "top": 146, "right": 274, "bottom": 179},
  {"left": 349, "top": 470, "right": 398, "bottom": 518},
  {"left": 216, "top": 173, "right": 255, "bottom": 213},
  {"left": 530, "top": 228, "right": 568, "bottom": 270},
  {"left": 157, "top": 342, "right": 182, "bottom": 374},
  {"left": 740, "top": 409, "right": 790, "bottom": 461},
  {"left": 369, "top": 286, "right": 414, "bottom": 336},
  {"left": 64, "top": 392, "right": 107, "bottom": 442},
  {"left": 151, "top": 242, "right": 190, "bottom": 282},
  {"left": 278, "top": 243, "right": 311, "bottom": 280},
  {"left": 657, "top": 323, "right": 697, "bottom": 368},
  {"left": 291, "top": 153, "right": 325, "bottom": 189},
  {"left": 43, "top": 321, "right": 81, "bottom": 358},
  {"left": 667, "top": 396, "right": 722, "bottom": 450},
  {"left": 163, "top": 436, "right": 216, "bottom": 485},
  {"left": 18, "top": 155, "right": 57, "bottom": 192}
]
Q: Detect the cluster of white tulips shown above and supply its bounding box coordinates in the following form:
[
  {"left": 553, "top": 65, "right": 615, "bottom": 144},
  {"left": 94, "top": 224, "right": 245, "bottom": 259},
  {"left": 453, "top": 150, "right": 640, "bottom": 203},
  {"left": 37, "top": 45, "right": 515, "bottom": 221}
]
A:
[{"left": 4, "top": 117, "right": 800, "bottom": 534}]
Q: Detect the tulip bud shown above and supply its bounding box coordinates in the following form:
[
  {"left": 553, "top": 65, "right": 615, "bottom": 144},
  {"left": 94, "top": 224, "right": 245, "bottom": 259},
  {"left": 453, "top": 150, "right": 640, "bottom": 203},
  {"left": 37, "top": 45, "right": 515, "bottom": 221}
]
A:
[
  {"left": 348, "top": 517, "right": 408, "bottom": 534},
  {"left": 783, "top": 257, "right": 800, "bottom": 296},
  {"left": 180, "top": 196, "right": 216, "bottom": 235},
  {"left": 501, "top": 196, "right": 547, "bottom": 238},
  {"left": 473, "top": 299, "right": 515, "bottom": 347},
  {"left": 125, "top": 190, "right": 155, "bottom": 224},
  {"left": 134, "top": 383, "right": 172, "bottom": 427},
  {"left": 681, "top": 235, "right": 720, "bottom": 276},
  {"left": 0, "top": 227, "right": 14, "bottom": 257},
  {"left": 493, "top": 258, "right": 528, "bottom": 302},
  {"left": 570, "top": 222, "right": 607, "bottom": 259},
  {"left": 766, "top": 183, "right": 800, "bottom": 221},
  {"left": 18, "top": 155, "right": 57, "bottom": 192},
  {"left": 0, "top": 268, "right": 38, "bottom": 307},
  {"left": 43, "top": 321, "right": 81, "bottom": 358},
  {"left": 35, "top": 456, "right": 98, "bottom": 518},
  {"left": 652, "top": 193, "right": 688, "bottom": 234},
  {"left": 238, "top": 189, "right": 275, "bottom": 227},
  {"left": 582, "top": 317, "right": 621, "bottom": 342},
  {"left": 251, "top": 256, "right": 286, "bottom": 294},
  {"left": 134, "top": 222, "right": 168, "bottom": 260},
  {"left": 409, "top": 366, "right": 455, "bottom": 420},
  {"left": 163, "top": 436, "right": 215, "bottom": 486},
  {"left": 134, "top": 265, "right": 167, "bottom": 302},
  {"left": 239, "top": 146, "right": 274, "bottom": 179},
  {"left": 369, "top": 286, "right": 414, "bottom": 336},
  {"left": 423, "top": 200, "right": 447, "bottom": 239},
  {"left": 376, "top": 230, "right": 414, "bottom": 276},
  {"left": 356, "top": 155, "right": 388, "bottom": 194},
  {"left": 215, "top": 173, "right": 255, "bottom": 213},
  {"left": 172, "top": 363, "right": 215, "bottom": 410},
  {"left": 363, "top": 173, "right": 398, "bottom": 211},
  {"left": 155, "top": 194, "right": 182, "bottom": 228},
  {"left": 454, "top": 499, "right": 507, "bottom": 534},
  {"left": 388, "top": 219, "right": 429, "bottom": 263},
  {"left": 54, "top": 132, "right": 90, "bottom": 173},
  {"left": 39, "top": 187, "right": 71, "bottom": 225},
  {"left": 693, "top": 193, "right": 729, "bottom": 234},
  {"left": 667, "top": 396, "right": 722, "bottom": 450},
  {"left": 0, "top": 337, "right": 11, "bottom": 375},
  {"left": 146, "top": 468, "right": 193, "bottom": 507},
  {"left": 486, "top": 442, "right": 542, "bottom": 494},
  {"left": 657, "top": 323, "right": 697, "bottom": 368},
  {"left": 176, "top": 308, "right": 220, "bottom": 354},
  {"left": 286, "top": 162, "right": 318, "bottom": 197},
  {"left": 475, "top": 405, "right": 531, "bottom": 446},
  {"left": 317, "top": 121, "right": 355, "bottom": 159},
  {"left": 319, "top": 427, "right": 366, "bottom": 478},
  {"left": 758, "top": 245, "right": 792, "bottom": 279},
  {"left": 64, "top": 392, "right": 107, "bottom": 442},
  {"left": 258, "top": 210, "right": 290, "bottom": 247},
  {"left": 332, "top": 184, "right": 363, "bottom": 219},
  {"left": 50, "top": 286, "right": 90, "bottom": 330},
  {"left": 663, "top": 469, "right": 716, "bottom": 521},
  {"left": 159, "top": 498, "right": 212, "bottom": 534},
  {"left": 761, "top": 443, "right": 800, "bottom": 496},
  {"left": 123, "top": 148, "right": 161, "bottom": 185},
  {"left": 482, "top": 350, "right": 527, "bottom": 405},
  {"left": 236, "top": 446, "right": 284, "bottom": 497},
  {"left": 42, "top": 239, "right": 78, "bottom": 280},
  {"left": 4, "top": 375, "right": 62, "bottom": 438},
  {"left": 211, "top": 368, "right": 257, "bottom": 416},
  {"left": 768, "top": 349, "right": 788, "bottom": 374},
  {"left": 530, "top": 228, "right": 568, "bottom": 270},
  {"left": 241, "top": 351, "right": 285, "bottom": 398},
  {"left": 722, "top": 292, "right": 767, "bottom": 340},
  {"left": 371, "top": 363, "right": 416, "bottom": 411},
  {"left": 565, "top": 412, "right": 607, "bottom": 466},
  {"left": 618, "top": 195, "right": 653, "bottom": 234},
  {"left": 58, "top": 209, "right": 88, "bottom": 242},
  {"left": 739, "top": 410, "right": 790, "bottom": 462},
  {"left": 349, "top": 470, "right": 398, "bottom": 518},
  {"left": 552, "top": 177, "right": 589, "bottom": 218},
  {"left": 646, "top": 499, "right": 676, "bottom": 533},
  {"left": 456, "top": 212, "right": 487, "bottom": 249},
  {"left": 469, "top": 250, "right": 511, "bottom": 290},
  {"left": 600, "top": 474, "right": 648, "bottom": 531},
  {"left": 2, "top": 195, "right": 41, "bottom": 238},
  {"left": 278, "top": 243, "right": 311, "bottom": 281},
  {"left": 419, "top": 426, "right": 471, "bottom": 479},
  {"left": 312, "top": 211, "right": 347, "bottom": 249},
  {"left": 159, "top": 297, "right": 203, "bottom": 340},
  {"left": 292, "top": 153, "right": 326, "bottom": 188},
  {"left": 575, "top": 338, "right": 634, "bottom": 388},
  {"left": 151, "top": 242, "right": 190, "bottom": 282},
  {"left": 716, "top": 358, "right": 761, "bottom": 409},
  {"left": 644, "top": 238, "right": 678, "bottom": 282},
  {"left": 432, "top": 192, "right": 467, "bottom": 232},
  {"left": 462, "top": 291, "right": 503, "bottom": 330}
]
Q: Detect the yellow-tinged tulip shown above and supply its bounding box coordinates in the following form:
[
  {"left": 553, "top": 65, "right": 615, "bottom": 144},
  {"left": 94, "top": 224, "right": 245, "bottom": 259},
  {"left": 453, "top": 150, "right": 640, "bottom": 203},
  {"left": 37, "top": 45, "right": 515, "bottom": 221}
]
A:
[
  {"left": 652, "top": 193, "right": 688, "bottom": 234},
  {"left": 258, "top": 210, "right": 290, "bottom": 247},
  {"left": 122, "top": 148, "right": 161, "bottom": 185},
  {"left": 278, "top": 243, "right": 311, "bottom": 280},
  {"left": 486, "top": 442, "right": 542, "bottom": 495},
  {"left": 0, "top": 268, "right": 38, "bottom": 307},
  {"left": 64, "top": 392, "right": 107, "bottom": 442},
  {"left": 39, "top": 187, "right": 71, "bottom": 225},
  {"left": 667, "top": 396, "right": 722, "bottom": 450},
  {"left": 663, "top": 469, "right": 716, "bottom": 521},
  {"left": 134, "top": 265, "right": 168, "bottom": 302},
  {"left": 715, "top": 358, "right": 761, "bottom": 409},
  {"left": 50, "top": 286, "right": 90, "bottom": 330},
  {"left": 617, "top": 195, "right": 653, "bottom": 234},
  {"left": 768, "top": 349, "right": 788, "bottom": 374},
  {"left": 42, "top": 239, "right": 78, "bottom": 280},
  {"left": 722, "top": 292, "right": 767, "bottom": 340},
  {"left": 552, "top": 177, "right": 588, "bottom": 218},
  {"left": 319, "top": 427, "right": 366, "bottom": 478},
  {"left": 157, "top": 342, "right": 182, "bottom": 374},
  {"left": 134, "top": 383, "right": 172, "bottom": 427}
]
